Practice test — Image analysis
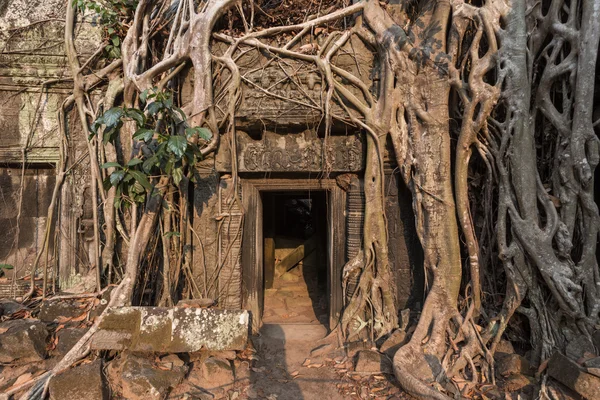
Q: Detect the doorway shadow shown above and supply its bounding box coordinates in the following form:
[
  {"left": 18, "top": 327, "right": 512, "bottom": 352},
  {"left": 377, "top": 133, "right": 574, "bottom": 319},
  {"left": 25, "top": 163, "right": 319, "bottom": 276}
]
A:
[{"left": 250, "top": 324, "right": 305, "bottom": 399}]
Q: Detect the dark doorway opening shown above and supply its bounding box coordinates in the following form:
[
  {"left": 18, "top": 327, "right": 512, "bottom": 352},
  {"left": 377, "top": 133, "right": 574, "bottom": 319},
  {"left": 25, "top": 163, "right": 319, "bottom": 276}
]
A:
[{"left": 261, "top": 191, "right": 328, "bottom": 326}]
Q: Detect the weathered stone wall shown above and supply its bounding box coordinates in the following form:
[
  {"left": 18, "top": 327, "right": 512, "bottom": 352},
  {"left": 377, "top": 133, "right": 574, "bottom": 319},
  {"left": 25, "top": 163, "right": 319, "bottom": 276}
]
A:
[
  {"left": 0, "top": 0, "right": 67, "bottom": 164},
  {"left": 0, "top": 0, "right": 100, "bottom": 289},
  {"left": 192, "top": 160, "right": 220, "bottom": 300},
  {"left": 211, "top": 36, "right": 374, "bottom": 133},
  {"left": 385, "top": 168, "right": 424, "bottom": 311},
  {"left": 0, "top": 167, "right": 55, "bottom": 276}
]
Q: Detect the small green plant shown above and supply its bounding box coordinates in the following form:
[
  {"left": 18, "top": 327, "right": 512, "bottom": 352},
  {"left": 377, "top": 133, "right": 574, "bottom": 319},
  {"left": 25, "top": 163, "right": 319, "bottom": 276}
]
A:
[
  {"left": 74, "top": 0, "right": 138, "bottom": 58},
  {"left": 0, "top": 264, "right": 14, "bottom": 277},
  {"left": 91, "top": 88, "right": 212, "bottom": 208}
]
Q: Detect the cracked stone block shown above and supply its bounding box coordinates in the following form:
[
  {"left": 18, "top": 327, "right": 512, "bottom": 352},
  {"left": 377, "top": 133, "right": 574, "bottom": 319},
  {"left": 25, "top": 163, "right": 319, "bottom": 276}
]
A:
[
  {"left": 49, "top": 359, "right": 108, "bottom": 400},
  {"left": 565, "top": 335, "right": 596, "bottom": 361},
  {"left": 39, "top": 299, "right": 83, "bottom": 323},
  {"left": 55, "top": 327, "right": 87, "bottom": 355},
  {"left": 495, "top": 353, "right": 531, "bottom": 377},
  {"left": 548, "top": 352, "right": 600, "bottom": 399},
  {"left": 0, "top": 319, "right": 48, "bottom": 364},
  {"left": 90, "top": 307, "right": 249, "bottom": 352},
  {"left": 354, "top": 350, "right": 392, "bottom": 374},
  {"left": 380, "top": 330, "right": 406, "bottom": 359},
  {"left": 501, "top": 373, "right": 535, "bottom": 393},
  {"left": 186, "top": 356, "right": 235, "bottom": 395},
  {"left": 119, "top": 354, "right": 187, "bottom": 400},
  {"left": 0, "top": 300, "right": 26, "bottom": 317}
]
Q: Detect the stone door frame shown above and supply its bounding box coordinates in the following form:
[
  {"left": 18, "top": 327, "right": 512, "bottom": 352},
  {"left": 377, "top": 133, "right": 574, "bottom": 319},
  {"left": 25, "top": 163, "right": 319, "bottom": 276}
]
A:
[{"left": 240, "top": 178, "right": 346, "bottom": 332}]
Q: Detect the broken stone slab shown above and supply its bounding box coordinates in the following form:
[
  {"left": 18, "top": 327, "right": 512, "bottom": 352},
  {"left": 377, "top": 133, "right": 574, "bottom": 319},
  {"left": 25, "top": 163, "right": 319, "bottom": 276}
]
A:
[
  {"left": 501, "top": 373, "right": 535, "bottom": 393},
  {"left": 0, "top": 299, "right": 26, "bottom": 317},
  {"left": 196, "top": 357, "right": 235, "bottom": 391},
  {"left": 90, "top": 307, "right": 249, "bottom": 352},
  {"left": 89, "top": 286, "right": 115, "bottom": 319},
  {"left": 118, "top": 353, "right": 187, "bottom": 400},
  {"left": 380, "top": 329, "right": 407, "bottom": 359},
  {"left": 494, "top": 339, "right": 515, "bottom": 356},
  {"left": 0, "top": 319, "right": 48, "bottom": 364},
  {"left": 495, "top": 353, "right": 531, "bottom": 377},
  {"left": 55, "top": 327, "right": 88, "bottom": 356},
  {"left": 592, "top": 330, "right": 600, "bottom": 352},
  {"left": 583, "top": 357, "right": 600, "bottom": 369},
  {"left": 345, "top": 340, "right": 374, "bottom": 359},
  {"left": 49, "top": 359, "right": 108, "bottom": 400},
  {"left": 565, "top": 335, "right": 596, "bottom": 361},
  {"left": 587, "top": 368, "right": 600, "bottom": 378},
  {"left": 354, "top": 350, "right": 392, "bottom": 375},
  {"left": 548, "top": 351, "right": 600, "bottom": 399},
  {"left": 39, "top": 299, "right": 83, "bottom": 323}
]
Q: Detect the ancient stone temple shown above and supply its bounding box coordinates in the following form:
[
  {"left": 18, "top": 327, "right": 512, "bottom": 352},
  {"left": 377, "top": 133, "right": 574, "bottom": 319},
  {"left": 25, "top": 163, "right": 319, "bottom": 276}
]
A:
[{"left": 0, "top": 0, "right": 423, "bottom": 331}]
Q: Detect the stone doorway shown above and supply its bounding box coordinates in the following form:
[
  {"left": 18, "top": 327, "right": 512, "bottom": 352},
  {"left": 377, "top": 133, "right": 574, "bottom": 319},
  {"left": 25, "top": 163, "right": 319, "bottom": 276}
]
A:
[
  {"left": 261, "top": 191, "right": 328, "bottom": 326},
  {"left": 240, "top": 178, "right": 345, "bottom": 332}
]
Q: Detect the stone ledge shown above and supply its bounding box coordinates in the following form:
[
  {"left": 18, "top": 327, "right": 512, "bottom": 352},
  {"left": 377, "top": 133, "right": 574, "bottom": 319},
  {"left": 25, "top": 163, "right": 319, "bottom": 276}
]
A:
[{"left": 90, "top": 307, "right": 249, "bottom": 352}]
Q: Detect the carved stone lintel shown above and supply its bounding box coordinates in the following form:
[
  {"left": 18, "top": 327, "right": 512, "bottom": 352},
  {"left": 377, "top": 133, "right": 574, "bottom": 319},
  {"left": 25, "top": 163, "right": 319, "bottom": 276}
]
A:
[{"left": 216, "top": 130, "right": 365, "bottom": 173}]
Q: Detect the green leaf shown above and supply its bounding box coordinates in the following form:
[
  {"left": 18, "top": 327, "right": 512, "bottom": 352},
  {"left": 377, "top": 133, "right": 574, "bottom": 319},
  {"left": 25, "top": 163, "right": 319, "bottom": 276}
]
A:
[
  {"left": 102, "top": 127, "right": 117, "bottom": 145},
  {"left": 129, "top": 170, "right": 153, "bottom": 191},
  {"left": 0, "top": 264, "right": 14, "bottom": 269},
  {"left": 164, "top": 157, "right": 174, "bottom": 175},
  {"left": 131, "top": 181, "right": 145, "bottom": 194},
  {"left": 147, "top": 101, "right": 162, "bottom": 116},
  {"left": 140, "top": 89, "right": 149, "bottom": 103},
  {"left": 127, "top": 158, "right": 143, "bottom": 167},
  {"left": 101, "top": 162, "right": 121, "bottom": 169},
  {"left": 103, "top": 176, "right": 112, "bottom": 191},
  {"left": 197, "top": 127, "right": 212, "bottom": 141},
  {"left": 108, "top": 46, "right": 121, "bottom": 59},
  {"left": 142, "top": 155, "right": 158, "bottom": 173},
  {"left": 185, "top": 127, "right": 212, "bottom": 141},
  {"left": 167, "top": 136, "right": 187, "bottom": 158},
  {"left": 125, "top": 108, "right": 145, "bottom": 127},
  {"left": 163, "top": 231, "right": 181, "bottom": 239},
  {"left": 101, "top": 107, "right": 124, "bottom": 127},
  {"left": 111, "top": 35, "right": 120, "bottom": 47},
  {"left": 114, "top": 185, "right": 122, "bottom": 209},
  {"left": 133, "top": 128, "right": 154, "bottom": 142},
  {"left": 132, "top": 193, "right": 146, "bottom": 203},
  {"left": 172, "top": 167, "right": 183, "bottom": 186},
  {"left": 110, "top": 170, "right": 125, "bottom": 186}
]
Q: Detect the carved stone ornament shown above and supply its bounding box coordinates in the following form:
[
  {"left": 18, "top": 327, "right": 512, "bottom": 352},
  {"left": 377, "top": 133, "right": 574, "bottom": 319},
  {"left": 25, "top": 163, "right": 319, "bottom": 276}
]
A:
[{"left": 216, "top": 130, "right": 365, "bottom": 173}]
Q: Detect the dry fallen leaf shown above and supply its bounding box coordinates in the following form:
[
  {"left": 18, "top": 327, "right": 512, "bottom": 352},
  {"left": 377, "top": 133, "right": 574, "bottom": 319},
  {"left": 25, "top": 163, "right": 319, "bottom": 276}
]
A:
[
  {"left": 71, "top": 312, "right": 88, "bottom": 322},
  {"left": 55, "top": 316, "right": 73, "bottom": 323}
]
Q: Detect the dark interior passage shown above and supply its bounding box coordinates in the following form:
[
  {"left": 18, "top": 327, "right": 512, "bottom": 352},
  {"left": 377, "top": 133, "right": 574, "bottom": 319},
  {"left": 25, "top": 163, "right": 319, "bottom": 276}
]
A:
[{"left": 262, "top": 191, "right": 328, "bottom": 325}]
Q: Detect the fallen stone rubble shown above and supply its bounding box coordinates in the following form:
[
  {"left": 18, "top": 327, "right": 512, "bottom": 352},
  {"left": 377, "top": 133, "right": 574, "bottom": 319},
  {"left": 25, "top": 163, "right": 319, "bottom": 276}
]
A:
[{"left": 1, "top": 297, "right": 599, "bottom": 399}]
